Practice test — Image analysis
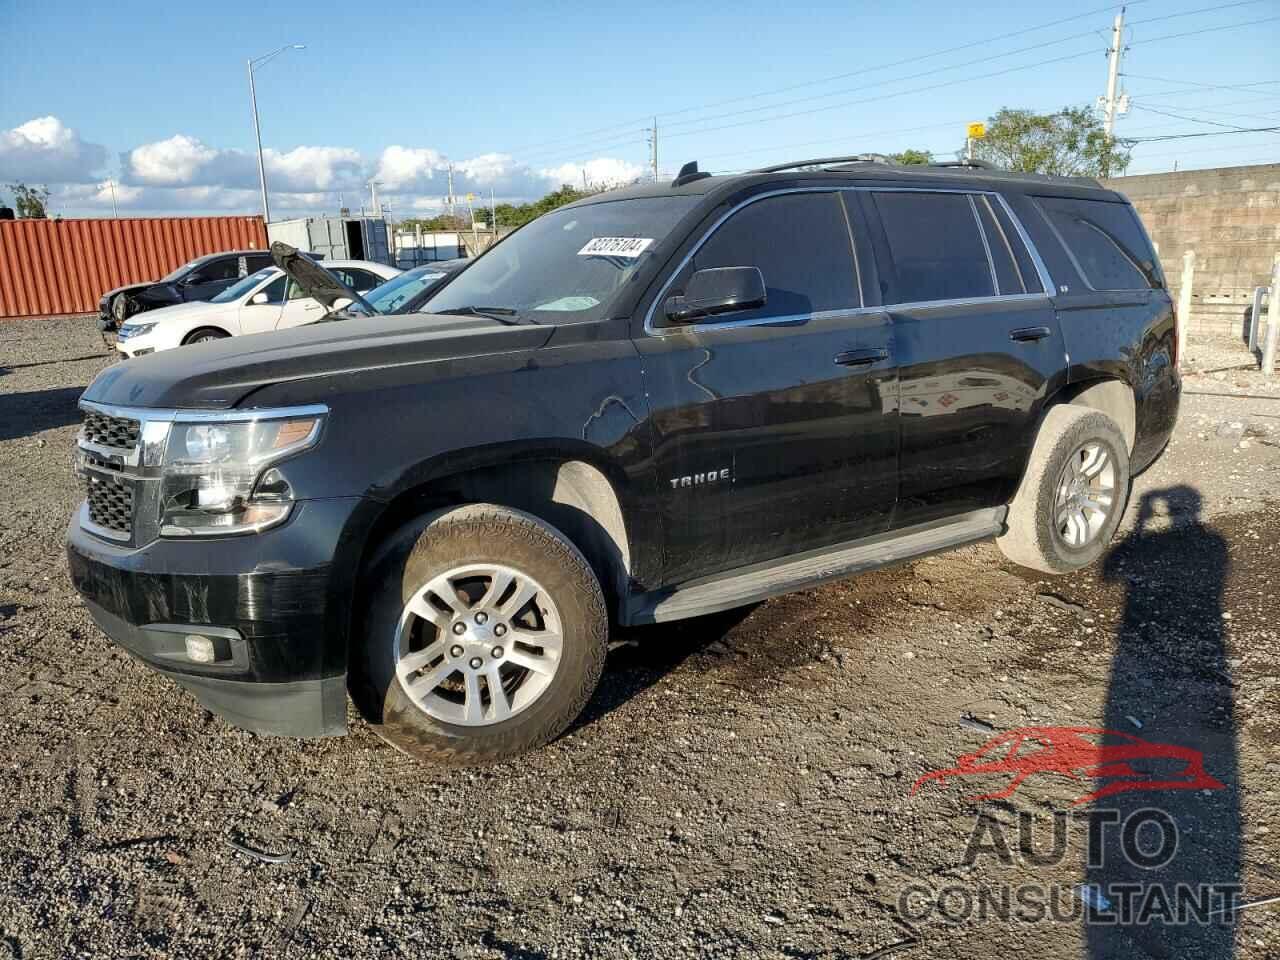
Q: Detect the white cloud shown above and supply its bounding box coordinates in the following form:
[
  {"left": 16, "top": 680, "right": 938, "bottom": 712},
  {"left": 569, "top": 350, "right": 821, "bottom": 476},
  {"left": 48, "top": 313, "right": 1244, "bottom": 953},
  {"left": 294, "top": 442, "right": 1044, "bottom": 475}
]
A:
[
  {"left": 122, "top": 135, "right": 364, "bottom": 193},
  {"left": 540, "top": 157, "right": 645, "bottom": 191},
  {"left": 0, "top": 116, "right": 108, "bottom": 182},
  {"left": 21, "top": 115, "right": 645, "bottom": 217}
]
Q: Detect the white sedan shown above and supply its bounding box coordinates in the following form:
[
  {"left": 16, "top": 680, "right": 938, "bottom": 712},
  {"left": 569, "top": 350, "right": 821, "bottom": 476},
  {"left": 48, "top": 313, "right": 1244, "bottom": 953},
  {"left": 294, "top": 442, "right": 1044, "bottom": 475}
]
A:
[{"left": 114, "top": 260, "right": 401, "bottom": 357}]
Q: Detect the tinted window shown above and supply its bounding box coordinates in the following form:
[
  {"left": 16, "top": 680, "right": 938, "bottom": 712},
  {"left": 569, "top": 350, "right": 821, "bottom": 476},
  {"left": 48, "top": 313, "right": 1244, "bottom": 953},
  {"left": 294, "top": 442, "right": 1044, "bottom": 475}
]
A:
[
  {"left": 872, "top": 192, "right": 994, "bottom": 303},
  {"left": 1034, "top": 196, "right": 1157, "bottom": 291},
  {"left": 989, "top": 199, "right": 1042, "bottom": 292},
  {"left": 333, "top": 268, "right": 380, "bottom": 292},
  {"left": 686, "top": 192, "right": 859, "bottom": 321},
  {"left": 200, "top": 257, "right": 242, "bottom": 282},
  {"left": 974, "top": 196, "right": 1026, "bottom": 295},
  {"left": 246, "top": 254, "right": 273, "bottom": 272}
]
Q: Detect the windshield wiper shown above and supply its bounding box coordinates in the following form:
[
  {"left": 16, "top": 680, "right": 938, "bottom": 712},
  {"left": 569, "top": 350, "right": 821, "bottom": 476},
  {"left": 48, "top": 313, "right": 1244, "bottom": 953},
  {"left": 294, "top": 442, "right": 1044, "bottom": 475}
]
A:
[{"left": 440, "top": 305, "right": 522, "bottom": 325}]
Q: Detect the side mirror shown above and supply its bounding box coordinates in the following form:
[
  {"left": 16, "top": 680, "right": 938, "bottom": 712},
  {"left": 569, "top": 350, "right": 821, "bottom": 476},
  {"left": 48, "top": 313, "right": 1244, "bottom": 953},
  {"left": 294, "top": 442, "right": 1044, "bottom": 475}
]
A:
[
  {"left": 250, "top": 292, "right": 270, "bottom": 305},
  {"left": 664, "top": 266, "right": 766, "bottom": 323}
]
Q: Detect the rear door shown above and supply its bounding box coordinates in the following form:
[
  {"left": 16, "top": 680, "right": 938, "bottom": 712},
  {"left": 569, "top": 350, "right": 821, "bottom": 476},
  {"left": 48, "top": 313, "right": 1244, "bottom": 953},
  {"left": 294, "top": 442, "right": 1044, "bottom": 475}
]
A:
[
  {"left": 276, "top": 275, "right": 329, "bottom": 329},
  {"left": 636, "top": 190, "right": 899, "bottom": 583},
  {"left": 859, "top": 188, "right": 1067, "bottom": 527}
]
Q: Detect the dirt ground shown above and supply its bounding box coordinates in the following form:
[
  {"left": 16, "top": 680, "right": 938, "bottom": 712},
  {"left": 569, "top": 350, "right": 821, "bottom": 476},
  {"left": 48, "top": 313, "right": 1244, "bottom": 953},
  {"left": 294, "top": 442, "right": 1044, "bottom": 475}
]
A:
[{"left": 2, "top": 316, "right": 1278, "bottom": 960}]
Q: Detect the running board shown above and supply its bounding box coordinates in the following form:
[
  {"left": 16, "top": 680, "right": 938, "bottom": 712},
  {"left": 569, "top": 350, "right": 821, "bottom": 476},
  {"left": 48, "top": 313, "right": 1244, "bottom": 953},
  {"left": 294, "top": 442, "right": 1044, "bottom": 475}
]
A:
[{"left": 625, "top": 507, "right": 1006, "bottom": 625}]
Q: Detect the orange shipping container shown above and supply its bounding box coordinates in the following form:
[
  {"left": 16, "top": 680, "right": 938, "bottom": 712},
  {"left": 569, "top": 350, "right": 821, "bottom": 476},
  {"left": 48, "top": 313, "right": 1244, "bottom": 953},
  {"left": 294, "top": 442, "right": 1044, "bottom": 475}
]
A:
[{"left": 0, "top": 215, "right": 268, "bottom": 319}]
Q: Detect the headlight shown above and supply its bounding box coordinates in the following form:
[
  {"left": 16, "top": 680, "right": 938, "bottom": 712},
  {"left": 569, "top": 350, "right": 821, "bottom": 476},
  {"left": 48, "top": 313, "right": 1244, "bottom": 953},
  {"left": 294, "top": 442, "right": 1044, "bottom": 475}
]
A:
[
  {"left": 119, "top": 321, "right": 157, "bottom": 341},
  {"left": 158, "top": 410, "right": 324, "bottom": 537}
]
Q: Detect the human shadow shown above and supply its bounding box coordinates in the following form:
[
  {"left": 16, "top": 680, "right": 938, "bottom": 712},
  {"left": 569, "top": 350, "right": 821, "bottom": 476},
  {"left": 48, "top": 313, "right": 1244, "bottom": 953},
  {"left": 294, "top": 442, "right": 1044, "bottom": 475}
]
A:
[
  {"left": 1087, "top": 486, "right": 1239, "bottom": 959},
  {"left": 0, "top": 385, "right": 85, "bottom": 441}
]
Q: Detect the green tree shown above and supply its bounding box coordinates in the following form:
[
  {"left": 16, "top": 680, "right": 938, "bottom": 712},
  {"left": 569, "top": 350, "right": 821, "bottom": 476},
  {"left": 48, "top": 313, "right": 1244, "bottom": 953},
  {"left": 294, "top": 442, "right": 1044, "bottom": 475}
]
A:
[
  {"left": 7, "top": 182, "right": 51, "bottom": 218},
  {"left": 890, "top": 149, "right": 934, "bottom": 165},
  {"left": 971, "top": 107, "right": 1131, "bottom": 178}
]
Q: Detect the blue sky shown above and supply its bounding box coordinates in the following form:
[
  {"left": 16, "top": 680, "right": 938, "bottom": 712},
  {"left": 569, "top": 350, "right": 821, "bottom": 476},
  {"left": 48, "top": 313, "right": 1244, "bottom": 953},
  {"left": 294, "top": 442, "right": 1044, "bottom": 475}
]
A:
[{"left": 1, "top": 0, "right": 1276, "bottom": 217}]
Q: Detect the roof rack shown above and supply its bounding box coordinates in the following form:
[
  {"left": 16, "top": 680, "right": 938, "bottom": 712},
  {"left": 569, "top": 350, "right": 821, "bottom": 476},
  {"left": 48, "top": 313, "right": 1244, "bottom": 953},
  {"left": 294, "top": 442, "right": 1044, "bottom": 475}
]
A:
[
  {"left": 927, "top": 159, "right": 1001, "bottom": 171},
  {"left": 753, "top": 154, "right": 896, "bottom": 173}
]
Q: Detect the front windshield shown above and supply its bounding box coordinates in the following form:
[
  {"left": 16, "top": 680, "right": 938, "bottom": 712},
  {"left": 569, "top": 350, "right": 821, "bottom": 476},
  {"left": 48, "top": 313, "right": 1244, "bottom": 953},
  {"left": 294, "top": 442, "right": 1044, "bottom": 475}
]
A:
[
  {"left": 211, "top": 267, "right": 276, "bottom": 303},
  {"left": 365, "top": 266, "right": 450, "bottom": 314},
  {"left": 420, "top": 196, "right": 698, "bottom": 323},
  {"left": 161, "top": 257, "right": 205, "bottom": 283}
]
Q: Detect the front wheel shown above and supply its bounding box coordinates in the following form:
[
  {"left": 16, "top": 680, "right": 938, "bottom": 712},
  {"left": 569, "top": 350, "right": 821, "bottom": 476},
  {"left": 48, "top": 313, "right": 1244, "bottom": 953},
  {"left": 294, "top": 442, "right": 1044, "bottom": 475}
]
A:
[
  {"left": 352, "top": 504, "right": 608, "bottom": 764},
  {"left": 182, "top": 327, "right": 229, "bottom": 345},
  {"left": 996, "top": 405, "right": 1130, "bottom": 574}
]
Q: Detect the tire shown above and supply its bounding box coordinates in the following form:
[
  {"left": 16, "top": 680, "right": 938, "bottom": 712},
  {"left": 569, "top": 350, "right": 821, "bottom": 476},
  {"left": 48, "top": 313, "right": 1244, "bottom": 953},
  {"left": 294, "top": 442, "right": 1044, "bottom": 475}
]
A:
[
  {"left": 996, "top": 405, "right": 1130, "bottom": 574},
  {"left": 351, "top": 504, "right": 608, "bottom": 765},
  {"left": 182, "top": 327, "right": 229, "bottom": 345},
  {"left": 111, "top": 293, "right": 131, "bottom": 323}
]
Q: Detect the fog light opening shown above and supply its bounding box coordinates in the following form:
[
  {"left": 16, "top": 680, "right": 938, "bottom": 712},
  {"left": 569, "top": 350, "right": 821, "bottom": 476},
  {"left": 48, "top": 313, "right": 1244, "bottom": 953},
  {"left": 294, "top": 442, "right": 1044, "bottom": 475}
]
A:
[{"left": 185, "top": 634, "right": 217, "bottom": 663}]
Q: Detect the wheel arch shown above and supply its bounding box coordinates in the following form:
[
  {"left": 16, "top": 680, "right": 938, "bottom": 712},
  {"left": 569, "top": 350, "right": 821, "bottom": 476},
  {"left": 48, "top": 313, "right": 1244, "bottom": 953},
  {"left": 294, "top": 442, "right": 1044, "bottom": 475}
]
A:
[
  {"left": 353, "top": 444, "right": 636, "bottom": 628},
  {"left": 1053, "top": 377, "right": 1136, "bottom": 453},
  {"left": 181, "top": 324, "right": 233, "bottom": 345}
]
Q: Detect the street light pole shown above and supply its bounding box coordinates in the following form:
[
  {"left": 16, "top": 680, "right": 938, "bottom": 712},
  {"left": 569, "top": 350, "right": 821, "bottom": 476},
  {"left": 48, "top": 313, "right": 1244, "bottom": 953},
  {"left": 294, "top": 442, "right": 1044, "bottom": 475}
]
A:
[{"left": 247, "top": 43, "right": 305, "bottom": 225}]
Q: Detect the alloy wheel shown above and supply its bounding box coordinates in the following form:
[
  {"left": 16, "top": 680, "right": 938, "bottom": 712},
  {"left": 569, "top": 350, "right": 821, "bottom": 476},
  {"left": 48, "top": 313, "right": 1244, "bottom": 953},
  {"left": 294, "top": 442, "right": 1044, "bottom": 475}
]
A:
[
  {"left": 1053, "top": 441, "right": 1117, "bottom": 548},
  {"left": 393, "top": 563, "right": 563, "bottom": 726}
]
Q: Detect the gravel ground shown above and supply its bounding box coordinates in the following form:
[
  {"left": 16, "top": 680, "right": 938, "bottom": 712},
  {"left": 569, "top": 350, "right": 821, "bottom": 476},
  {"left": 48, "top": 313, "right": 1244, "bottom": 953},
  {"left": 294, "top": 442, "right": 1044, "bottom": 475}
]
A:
[{"left": 2, "top": 316, "right": 1278, "bottom": 959}]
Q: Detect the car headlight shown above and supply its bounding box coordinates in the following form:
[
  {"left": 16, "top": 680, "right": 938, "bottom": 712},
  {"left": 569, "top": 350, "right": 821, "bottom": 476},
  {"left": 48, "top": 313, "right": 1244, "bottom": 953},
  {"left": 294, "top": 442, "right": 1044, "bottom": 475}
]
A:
[
  {"left": 119, "top": 321, "right": 157, "bottom": 341},
  {"left": 158, "top": 410, "right": 325, "bottom": 537}
]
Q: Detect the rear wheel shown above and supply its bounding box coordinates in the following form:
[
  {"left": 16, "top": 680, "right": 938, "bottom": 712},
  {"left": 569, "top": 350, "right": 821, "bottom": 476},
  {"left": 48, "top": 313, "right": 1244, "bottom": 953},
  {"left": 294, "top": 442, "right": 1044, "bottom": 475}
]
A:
[
  {"left": 182, "top": 327, "right": 229, "bottom": 345},
  {"left": 996, "top": 405, "right": 1130, "bottom": 574},
  {"left": 352, "top": 504, "right": 608, "bottom": 764}
]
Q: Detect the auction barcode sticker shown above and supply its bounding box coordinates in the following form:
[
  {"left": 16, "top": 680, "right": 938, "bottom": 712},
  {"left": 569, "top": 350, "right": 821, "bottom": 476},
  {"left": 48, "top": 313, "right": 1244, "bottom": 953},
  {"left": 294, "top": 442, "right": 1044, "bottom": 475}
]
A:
[{"left": 577, "top": 237, "right": 654, "bottom": 258}]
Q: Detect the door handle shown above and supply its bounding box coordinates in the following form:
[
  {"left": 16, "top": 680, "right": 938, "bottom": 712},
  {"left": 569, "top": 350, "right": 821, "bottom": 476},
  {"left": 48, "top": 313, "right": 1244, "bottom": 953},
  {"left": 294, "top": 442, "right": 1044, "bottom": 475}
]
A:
[
  {"left": 835, "top": 347, "right": 889, "bottom": 367},
  {"left": 1009, "top": 326, "right": 1052, "bottom": 343}
]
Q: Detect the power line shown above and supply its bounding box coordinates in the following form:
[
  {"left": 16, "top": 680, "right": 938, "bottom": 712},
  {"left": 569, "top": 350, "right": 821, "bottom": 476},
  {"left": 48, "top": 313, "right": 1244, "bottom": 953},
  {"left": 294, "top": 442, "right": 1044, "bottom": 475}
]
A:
[
  {"left": 1122, "top": 74, "right": 1280, "bottom": 95},
  {"left": 1128, "top": 13, "right": 1280, "bottom": 46},
  {"left": 1130, "top": 104, "right": 1260, "bottom": 131},
  {"left": 1126, "top": 0, "right": 1268, "bottom": 27},
  {"left": 523, "top": 12, "right": 1278, "bottom": 169},
  {"left": 1128, "top": 126, "right": 1280, "bottom": 143},
  {"left": 499, "top": 1, "right": 1146, "bottom": 160}
]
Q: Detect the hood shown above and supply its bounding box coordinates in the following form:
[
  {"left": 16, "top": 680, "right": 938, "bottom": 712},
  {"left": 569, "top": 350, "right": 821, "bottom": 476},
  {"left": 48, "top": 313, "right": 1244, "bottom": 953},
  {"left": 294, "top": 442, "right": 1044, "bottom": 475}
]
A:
[
  {"left": 81, "top": 311, "right": 552, "bottom": 409},
  {"left": 126, "top": 299, "right": 226, "bottom": 326},
  {"left": 271, "top": 241, "right": 379, "bottom": 313},
  {"left": 100, "top": 281, "right": 156, "bottom": 303}
]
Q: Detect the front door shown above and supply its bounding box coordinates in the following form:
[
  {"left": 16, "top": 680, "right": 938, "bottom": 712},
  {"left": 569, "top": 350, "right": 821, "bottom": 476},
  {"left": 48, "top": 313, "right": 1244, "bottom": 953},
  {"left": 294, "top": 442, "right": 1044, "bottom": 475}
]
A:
[
  {"left": 858, "top": 189, "right": 1067, "bottom": 526},
  {"left": 236, "top": 273, "right": 288, "bottom": 334},
  {"left": 635, "top": 190, "right": 899, "bottom": 585}
]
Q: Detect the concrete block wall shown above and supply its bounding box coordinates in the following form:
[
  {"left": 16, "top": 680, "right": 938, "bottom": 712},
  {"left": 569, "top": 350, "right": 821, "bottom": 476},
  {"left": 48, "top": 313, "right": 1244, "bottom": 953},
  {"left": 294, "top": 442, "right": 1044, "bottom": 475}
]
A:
[{"left": 1102, "top": 163, "right": 1280, "bottom": 338}]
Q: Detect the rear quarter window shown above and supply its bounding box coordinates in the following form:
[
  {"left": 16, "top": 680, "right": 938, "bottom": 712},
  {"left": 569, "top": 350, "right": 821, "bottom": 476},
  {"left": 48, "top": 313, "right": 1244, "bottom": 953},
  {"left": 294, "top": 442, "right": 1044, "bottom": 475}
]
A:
[{"left": 1033, "top": 196, "right": 1160, "bottom": 291}]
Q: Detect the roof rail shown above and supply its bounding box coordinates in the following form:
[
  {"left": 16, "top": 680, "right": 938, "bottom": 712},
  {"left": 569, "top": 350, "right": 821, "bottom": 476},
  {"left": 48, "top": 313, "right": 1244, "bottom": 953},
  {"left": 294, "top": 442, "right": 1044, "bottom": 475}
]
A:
[
  {"left": 753, "top": 154, "right": 897, "bottom": 173},
  {"left": 927, "top": 159, "right": 1001, "bottom": 171}
]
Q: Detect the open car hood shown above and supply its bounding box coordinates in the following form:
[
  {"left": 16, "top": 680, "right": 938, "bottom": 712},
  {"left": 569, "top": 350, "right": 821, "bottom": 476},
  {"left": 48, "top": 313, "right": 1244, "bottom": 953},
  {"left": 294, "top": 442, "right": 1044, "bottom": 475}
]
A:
[{"left": 270, "top": 241, "right": 381, "bottom": 314}]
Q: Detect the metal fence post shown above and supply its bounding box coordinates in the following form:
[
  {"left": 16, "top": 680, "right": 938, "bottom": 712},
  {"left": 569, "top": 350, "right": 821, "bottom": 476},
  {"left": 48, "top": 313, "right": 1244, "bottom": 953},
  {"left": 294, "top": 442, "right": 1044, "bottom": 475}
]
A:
[
  {"left": 1249, "top": 286, "right": 1267, "bottom": 353},
  {"left": 1177, "top": 251, "right": 1195, "bottom": 366},
  {"left": 1264, "top": 257, "right": 1280, "bottom": 377}
]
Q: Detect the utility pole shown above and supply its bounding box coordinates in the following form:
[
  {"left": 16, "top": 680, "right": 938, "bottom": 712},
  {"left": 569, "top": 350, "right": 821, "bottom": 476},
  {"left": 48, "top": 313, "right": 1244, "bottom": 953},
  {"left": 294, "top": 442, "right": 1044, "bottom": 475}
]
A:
[
  {"left": 647, "top": 117, "right": 659, "bottom": 181},
  {"left": 1101, "top": 8, "right": 1126, "bottom": 139},
  {"left": 369, "top": 179, "right": 381, "bottom": 217},
  {"left": 446, "top": 164, "right": 456, "bottom": 219},
  {"left": 247, "top": 44, "right": 305, "bottom": 225}
]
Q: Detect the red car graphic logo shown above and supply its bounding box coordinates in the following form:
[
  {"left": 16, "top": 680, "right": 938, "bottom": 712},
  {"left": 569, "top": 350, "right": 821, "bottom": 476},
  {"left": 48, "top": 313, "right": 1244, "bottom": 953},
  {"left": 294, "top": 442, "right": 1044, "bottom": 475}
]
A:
[{"left": 912, "top": 726, "right": 1225, "bottom": 805}]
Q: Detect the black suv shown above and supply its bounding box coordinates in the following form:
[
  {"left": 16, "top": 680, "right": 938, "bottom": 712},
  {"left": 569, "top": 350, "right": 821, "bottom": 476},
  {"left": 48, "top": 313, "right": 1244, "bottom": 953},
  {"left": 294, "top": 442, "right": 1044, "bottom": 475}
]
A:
[
  {"left": 98, "top": 249, "right": 273, "bottom": 330},
  {"left": 68, "top": 157, "right": 1179, "bottom": 763}
]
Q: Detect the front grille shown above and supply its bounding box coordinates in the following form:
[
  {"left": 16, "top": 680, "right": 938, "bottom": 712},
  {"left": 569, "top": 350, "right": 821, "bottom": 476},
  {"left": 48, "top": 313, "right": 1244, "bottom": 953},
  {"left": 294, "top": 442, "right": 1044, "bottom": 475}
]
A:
[
  {"left": 84, "top": 467, "right": 135, "bottom": 536},
  {"left": 83, "top": 410, "right": 140, "bottom": 449}
]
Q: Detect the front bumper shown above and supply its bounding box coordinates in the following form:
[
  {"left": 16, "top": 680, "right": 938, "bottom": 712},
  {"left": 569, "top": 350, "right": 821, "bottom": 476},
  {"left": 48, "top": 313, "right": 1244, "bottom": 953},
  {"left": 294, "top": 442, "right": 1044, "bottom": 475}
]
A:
[{"left": 67, "top": 496, "right": 373, "bottom": 738}]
